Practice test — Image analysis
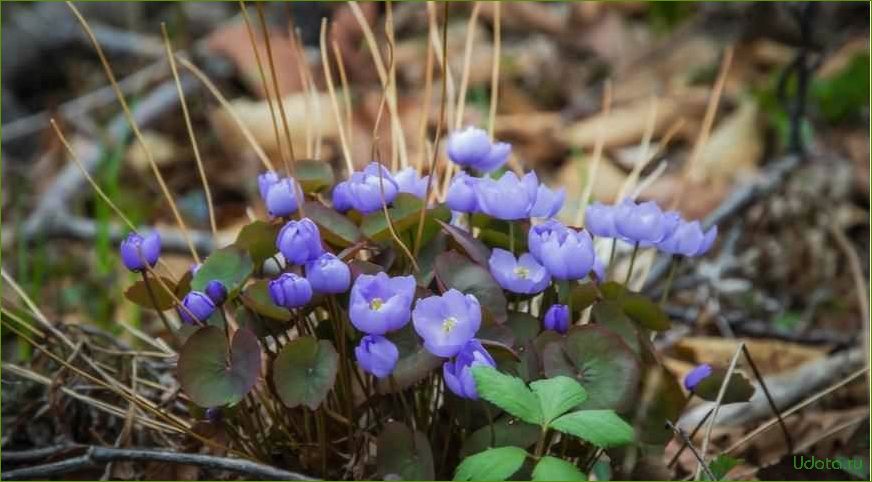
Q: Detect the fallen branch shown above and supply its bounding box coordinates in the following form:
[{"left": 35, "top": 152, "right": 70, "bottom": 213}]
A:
[
  {"left": 678, "top": 347, "right": 865, "bottom": 429},
  {"left": 1, "top": 446, "right": 315, "bottom": 481}
]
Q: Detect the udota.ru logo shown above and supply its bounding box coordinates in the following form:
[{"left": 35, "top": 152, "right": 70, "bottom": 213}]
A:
[{"left": 792, "top": 455, "right": 865, "bottom": 472}]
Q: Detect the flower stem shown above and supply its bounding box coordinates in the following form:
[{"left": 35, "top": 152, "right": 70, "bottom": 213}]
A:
[
  {"left": 624, "top": 242, "right": 639, "bottom": 286},
  {"left": 483, "top": 402, "right": 496, "bottom": 448},
  {"left": 659, "top": 255, "right": 680, "bottom": 306},
  {"left": 605, "top": 237, "right": 617, "bottom": 279},
  {"left": 140, "top": 271, "right": 178, "bottom": 343},
  {"left": 509, "top": 222, "right": 516, "bottom": 255},
  {"left": 533, "top": 427, "right": 549, "bottom": 458}
]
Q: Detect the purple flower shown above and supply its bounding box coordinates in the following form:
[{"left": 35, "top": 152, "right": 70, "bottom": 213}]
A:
[
  {"left": 445, "top": 172, "right": 480, "bottom": 213},
  {"left": 394, "top": 167, "right": 429, "bottom": 199},
  {"left": 530, "top": 224, "right": 595, "bottom": 280},
  {"left": 443, "top": 339, "right": 496, "bottom": 400},
  {"left": 657, "top": 219, "right": 706, "bottom": 256},
  {"left": 475, "top": 171, "right": 539, "bottom": 220},
  {"left": 530, "top": 183, "right": 566, "bottom": 219},
  {"left": 204, "top": 280, "right": 227, "bottom": 305},
  {"left": 258, "top": 171, "right": 280, "bottom": 201},
  {"left": 354, "top": 334, "right": 400, "bottom": 379},
  {"left": 305, "top": 253, "right": 351, "bottom": 294},
  {"left": 332, "top": 181, "right": 353, "bottom": 213},
  {"left": 614, "top": 199, "right": 669, "bottom": 244},
  {"left": 178, "top": 291, "right": 216, "bottom": 325},
  {"left": 413, "top": 289, "right": 482, "bottom": 358},
  {"left": 265, "top": 178, "right": 301, "bottom": 218},
  {"left": 446, "top": 127, "right": 511, "bottom": 173},
  {"left": 346, "top": 162, "right": 399, "bottom": 214},
  {"left": 349, "top": 272, "right": 415, "bottom": 335},
  {"left": 684, "top": 363, "right": 713, "bottom": 391},
  {"left": 528, "top": 219, "right": 569, "bottom": 261},
  {"left": 120, "top": 231, "right": 161, "bottom": 272},
  {"left": 543, "top": 304, "right": 570, "bottom": 334},
  {"left": 488, "top": 248, "right": 551, "bottom": 295},
  {"left": 585, "top": 202, "right": 618, "bottom": 238},
  {"left": 276, "top": 218, "right": 323, "bottom": 265},
  {"left": 695, "top": 225, "right": 718, "bottom": 256},
  {"left": 268, "top": 272, "right": 313, "bottom": 308}
]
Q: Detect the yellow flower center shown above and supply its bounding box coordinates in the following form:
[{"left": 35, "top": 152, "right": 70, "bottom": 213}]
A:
[
  {"left": 370, "top": 298, "right": 384, "bottom": 311},
  {"left": 442, "top": 317, "right": 458, "bottom": 333},
  {"left": 513, "top": 266, "right": 530, "bottom": 279}
]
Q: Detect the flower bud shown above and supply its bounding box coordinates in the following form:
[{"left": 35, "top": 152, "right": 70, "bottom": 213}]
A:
[
  {"left": 204, "top": 280, "right": 227, "bottom": 305},
  {"left": 120, "top": 231, "right": 161, "bottom": 272},
  {"left": 178, "top": 291, "right": 216, "bottom": 325},
  {"left": 543, "top": 304, "right": 570, "bottom": 334},
  {"left": 268, "top": 273, "right": 312, "bottom": 308},
  {"left": 258, "top": 171, "right": 280, "bottom": 201},
  {"left": 446, "top": 127, "right": 511, "bottom": 173},
  {"left": 394, "top": 167, "right": 429, "bottom": 199},
  {"left": 445, "top": 173, "right": 479, "bottom": 213},
  {"left": 332, "top": 181, "right": 353, "bottom": 213},
  {"left": 265, "top": 178, "right": 300, "bottom": 218},
  {"left": 684, "top": 363, "right": 713, "bottom": 391},
  {"left": 354, "top": 334, "right": 399, "bottom": 379},
  {"left": 276, "top": 218, "right": 323, "bottom": 265},
  {"left": 305, "top": 253, "right": 351, "bottom": 294}
]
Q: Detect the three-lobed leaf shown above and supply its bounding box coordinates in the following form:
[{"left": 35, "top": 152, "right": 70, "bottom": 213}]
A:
[
  {"left": 177, "top": 327, "right": 261, "bottom": 408},
  {"left": 376, "top": 421, "right": 435, "bottom": 480},
  {"left": 191, "top": 246, "right": 253, "bottom": 295},
  {"left": 272, "top": 337, "right": 338, "bottom": 410},
  {"left": 532, "top": 456, "right": 588, "bottom": 481},
  {"left": 550, "top": 409, "right": 634, "bottom": 448},
  {"left": 234, "top": 220, "right": 279, "bottom": 266},
  {"left": 471, "top": 366, "right": 542, "bottom": 425},
  {"left": 454, "top": 446, "right": 527, "bottom": 481},
  {"left": 124, "top": 276, "right": 176, "bottom": 310},
  {"left": 530, "top": 376, "right": 588, "bottom": 424}
]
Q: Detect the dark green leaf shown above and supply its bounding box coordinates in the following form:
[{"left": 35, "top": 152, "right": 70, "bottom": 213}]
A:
[
  {"left": 124, "top": 276, "right": 176, "bottom": 310},
  {"left": 191, "top": 246, "right": 253, "bottom": 295},
  {"left": 415, "top": 231, "right": 446, "bottom": 287},
  {"left": 438, "top": 219, "right": 491, "bottom": 266},
  {"left": 635, "top": 365, "right": 687, "bottom": 444},
  {"left": 240, "top": 280, "right": 291, "bottom": 321},
  {"left": 272, "top": 337, "right": 338, "bottom": 409},
  {"left": 460, "top": 416, "right": 540, "bottom": 458},
  {"left": 296, "top": 159, "right": 334, "bottom": 193},
  {"left": 376, "top": 421, "right": 434, "bottom": 480},
  {"left": 454, "top": 446, "right": 528, "bottom": 481},
  {"left": 471, "top": 366, "right": 542, "bottom": 425},
  {"left": 530, "top": 376, "right": 588, "bottom": 424},
  {"left": 621, "top": 294, "right": 670, "bottom": 331},
  {"left": 234, "top": 221, "right": 279, "bottom": 265},
  {"left": 532, "top": 456, "right": 588, "bottom": 481},
  {"left": 505, "top": 311, "right": 541, "bottom": 347},
  {"left": 694, "top": 368, "right": 756, "bottom": 404},
  {"left": 570, "top": 282, "right": 599, "bottom": 312},
  {"left": 542, "top": 325, "right": 640, "bottom": 411},
  {"left": 591, "top": 300, "right": 640, "bottom": 355},
  {"left": 598, "top": 282, "right": 625, "bottom": 300},
  {"left": 435, "top": 250, "right": 508, "bottom": 323},
  {"left": 177, "top": 327, "right": 261, "bottom": 407},
  {"left": 305, "top": 201, "right": 361, "bottom": 247},
  {"left": 360, "top": 193, "right": 450, "bottom": 243},
  {"left": 551, "top": 410, "right": 634, "bottom": 448}
]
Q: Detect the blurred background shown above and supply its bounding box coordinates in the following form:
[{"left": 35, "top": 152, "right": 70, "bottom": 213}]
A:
[{"left": 1, "top": 2, "right": 869, "bottom": 478}]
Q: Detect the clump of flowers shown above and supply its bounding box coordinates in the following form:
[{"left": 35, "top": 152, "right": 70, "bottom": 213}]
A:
[{"left": 118, "top": 126, "right": 721, "bottom": 480}]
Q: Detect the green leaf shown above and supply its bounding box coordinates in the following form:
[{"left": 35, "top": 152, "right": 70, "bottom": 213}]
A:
[
  {"left": 234, "top": 220, "right": 279, "bottom": 265},
  {"left": 505, "top": 311, "right": 540, "bottom": 347},
  {"left": 621, "top": 293, "right": 670, "bottom": 331},
  {"left": 694, "top": 368, "right": 756, "bottom": 404},
  {"left": 437, "top": 219, "right": 491, "bottom": 266},
  {"left": 598, "top": 282, "right": 625, "bottom": 300},
  {"left": 542, "top": 325, "right": 640, "bottom": 411},
  {"left": 272, "top": 337, "right": 338, "bottom": 410},
  {"left": 304, "top": 201, "right": 361, "bottom": 247},
  {"left": 296, "top": 159, "right": 335, "bottom": 193},
  {"left": 460, "top": 416, "right": 540, "bottom": 458},
  {"left": 550, "top": 410, "right": 634, "bottom": 448},
  {"left": 177, "top": 327, "right": 261, "bottom": 407},
  {"left": 454, "top": 446, "right": 528, "bottom": 481},
  {"left": 706, "top": 454, "right": 740, "bottom": 480},
  {"left": 532, "top": 456, "right": 588, "bottom": 481},
  {"left": 570, "top": 282, "right": 599, "bottom": 312},
  {"left": 436, "top": 250, "right": 508, "bottom": 323},
  {"left": 471, "top": 366, "right": 542, "bottom": 425},
  {"left": 376, "top": 421, "right": 434, "bottom": 480},
  {"left": 240, "top": 279, "right": 291, "bottom": 321},
  {"left": 636, "top": 365, "right": 688, "bottom": 445},
  {"left": 191, "top": 246, "right": 253, "bottom": 295},
  {"left": 530, "top": 376, "right": 588, "bottom": 424},
  {"left": 360, "top": 193, "right": 450, "bottom": 243},
  {"left": 124, "top": 276, "right": 176, "bottom": 310}
]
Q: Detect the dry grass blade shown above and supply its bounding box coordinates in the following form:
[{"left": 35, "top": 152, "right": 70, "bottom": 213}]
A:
[
  {"left": 454, "top": 2, "right": 482, "bottom": 131},
  {"left": 66, "top": 1, "right": 201, "bottom": 264},
  {"left": 160, "top": 24, "right": 217, "bottom": 236},
  {"left": 320, "top": 19, "right": 355, "bottom": 175},
  {"left": 697, "top": 342, "right": 744, "bottom": 480},
  {"left": 176, "top": 56, "right": 274, "bottom": 172},
  {"left": 331, "top": 39, "right": 354, "bottom": 158},
  {"left": 576, "top": 81, "right": 613, "bottom": 226},
  {"left": 487, "top": 2, "right": 501, "bottom": 139},
  {"left": 256, "top": 2, "right": 297, "bottom": 172}
]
